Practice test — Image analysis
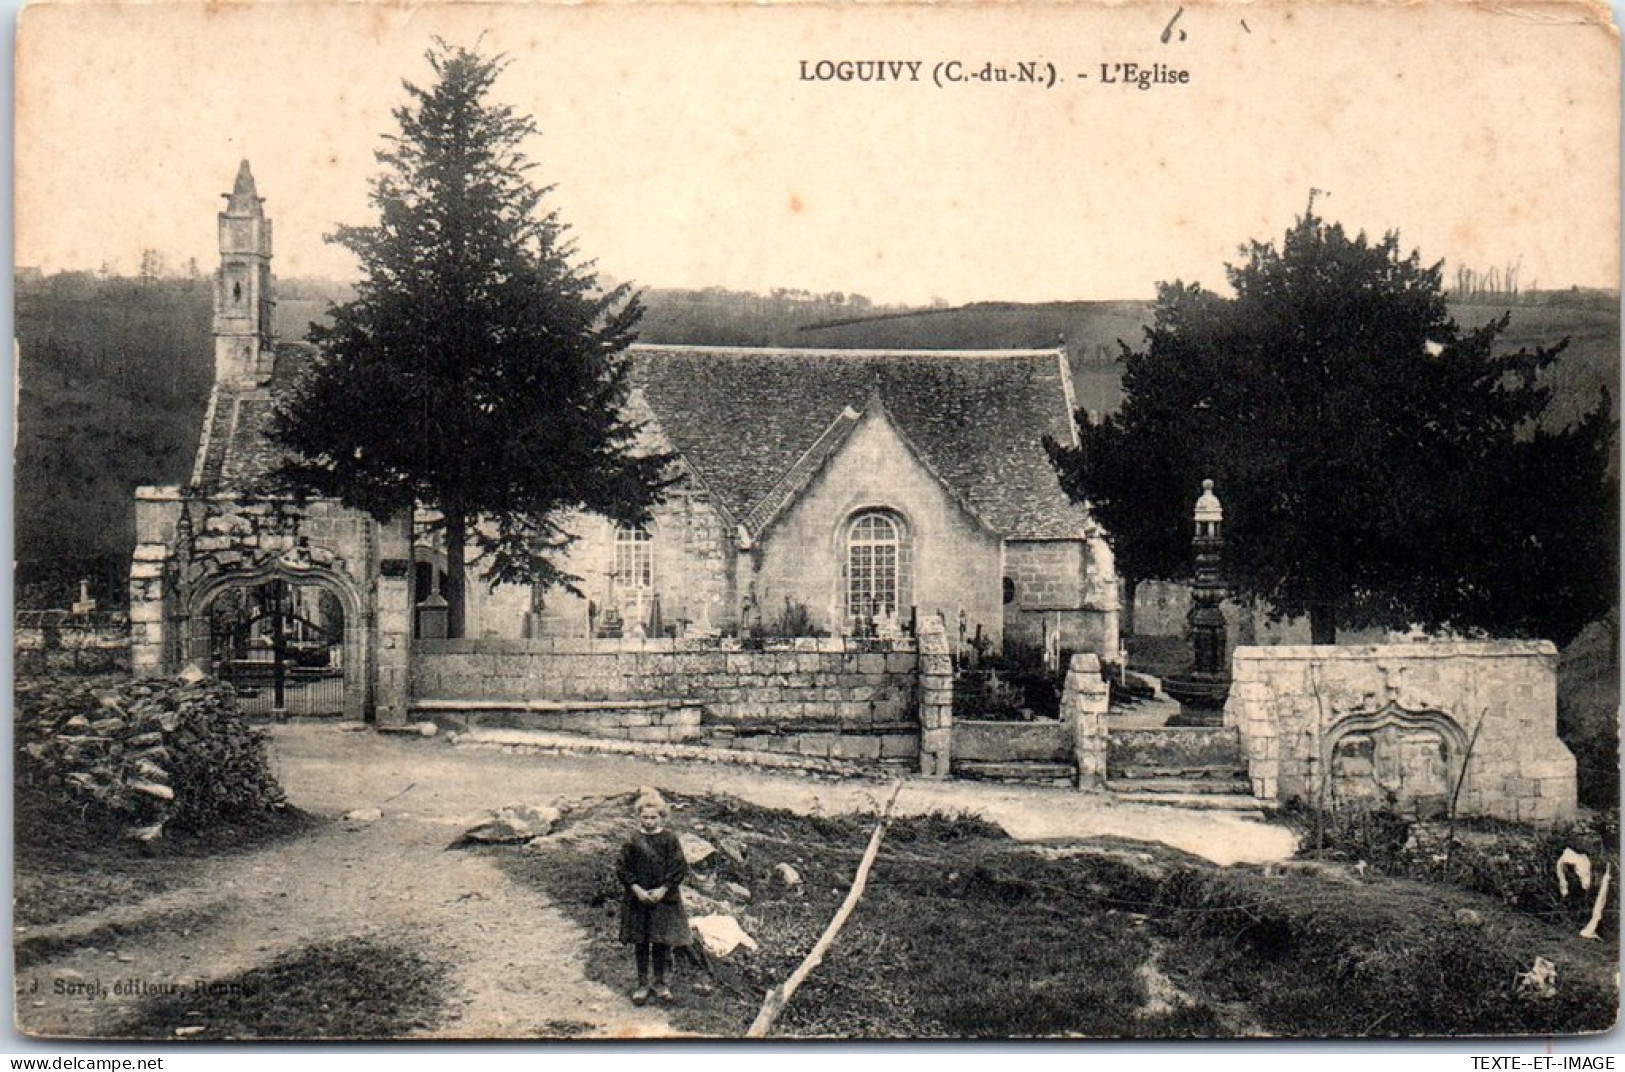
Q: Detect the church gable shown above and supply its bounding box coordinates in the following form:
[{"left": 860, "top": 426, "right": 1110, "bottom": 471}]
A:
[
  {"left": 751, "top": 399, "right": 1006, "bottom": 638},
  {"left": 627, "top": 345, "right": 1090, "bottom": 542}
]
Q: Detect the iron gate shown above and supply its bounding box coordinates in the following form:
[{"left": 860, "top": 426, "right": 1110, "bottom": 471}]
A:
[{"left": 207, "top": 579, "right": 346, "bottom": 716}]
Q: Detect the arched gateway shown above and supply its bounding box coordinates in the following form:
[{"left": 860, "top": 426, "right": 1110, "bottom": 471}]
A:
[{"left": 187, "top": 564, "right": 365, "bottom": 718}]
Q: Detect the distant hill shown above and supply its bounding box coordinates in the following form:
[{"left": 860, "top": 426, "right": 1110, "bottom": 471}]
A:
[
  {"left": 1456, "top": 299, "right": 1620, "bottom": 429},
  {"left": 272, "top": 277, "right": 351, "bottom": 341}
]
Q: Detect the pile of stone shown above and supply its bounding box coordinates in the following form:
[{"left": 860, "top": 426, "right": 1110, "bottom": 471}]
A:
[{"left": 16, "top": 672, "right": 287, "bottom": 839}]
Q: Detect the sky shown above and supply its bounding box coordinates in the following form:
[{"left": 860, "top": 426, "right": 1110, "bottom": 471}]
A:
[{"left": 14, "top": 1, "right": 1621, "bottom": 307}]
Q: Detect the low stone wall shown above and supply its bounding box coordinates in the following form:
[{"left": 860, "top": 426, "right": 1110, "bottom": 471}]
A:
[
  {"left": 416, "top": 700, "right": 707, "bottom": 743},
  {"left": 1226, "top": 642, "right": 1577, "bottom": 825},
  {"left": 952, "top": 719, "right": 1071, "bottom": 763},
  {"left": 923, "top": 646, "right": 1107, "bottom": 785},
  {"left": 15, "top": 612, "right": 131, "bottom": 676},
  {"left": 410, "top": 635, "right": 919, "bottom": 760}
]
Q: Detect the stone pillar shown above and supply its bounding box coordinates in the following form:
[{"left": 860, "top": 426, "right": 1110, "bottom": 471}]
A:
[
  {"left": 373, "top": 514, "right": 414, "bottom": 726},
  {"left": 1065, "top": 653, "right": 1110, "bottom": 789},
  {"left": 128, "top": 545, "right": 171, "bottom": 677},
  {"left": 130, "top": 487, "right": 185, "bottom": 677},
  {"left": 917, "top": 617, "right": 954, "bottom": 778},
  {"left": 1083, "top": 530, "right": 1122, "bottom": 666}
]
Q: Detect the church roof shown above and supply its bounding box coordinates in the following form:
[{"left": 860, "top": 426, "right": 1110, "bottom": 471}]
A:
[
  {"left": 194, "top": 342, "right": 1092, "bottom": 541},
  {"left": 628, "top": 345, "right": 1088, "bottom": 540},
  {"left": 190, "top": 346, "right": 311, "bottom": 490}
]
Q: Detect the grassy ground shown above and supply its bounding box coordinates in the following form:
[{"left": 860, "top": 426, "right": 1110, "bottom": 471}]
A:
[
  {"left": 1159, "top": 863, "right": 1616, "bottom": 1038},
  {"left": 503, "top": 792, "right": 1617, "bottom": 1038},
  {"left": 108, "top": 936, "right": 449, "bottom": 1040},
  {"left": 12, "top": 782, "right": 315, "bottom": 930}
]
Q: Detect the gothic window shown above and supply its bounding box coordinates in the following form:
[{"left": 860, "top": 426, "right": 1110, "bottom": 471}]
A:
[
  {"left": 232, "top": 280, "right": 243, "bottom": 303},
  {"left": 614, "top": 525, "right": 653, "bottom": 593},
  {"left": 846, "top": 512, "right": 902, "bottom": 620}
]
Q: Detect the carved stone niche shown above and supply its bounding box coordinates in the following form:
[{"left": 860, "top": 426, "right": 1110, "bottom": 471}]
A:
[{"left": 1323, "top": 702, "right": 1469, "bottom": 817}]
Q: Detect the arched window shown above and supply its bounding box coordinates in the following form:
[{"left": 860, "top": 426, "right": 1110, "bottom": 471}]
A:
[
  {"left": 846, "top": 512, "right": 901, "bottom": 620},
  {"left": 614, "top": 525, "right": 653, "bottom": 594}
]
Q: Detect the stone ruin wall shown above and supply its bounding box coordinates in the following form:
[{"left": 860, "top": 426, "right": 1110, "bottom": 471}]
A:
[{"left": 1226, "top": 642, "right": 1577, "bottom": 825}]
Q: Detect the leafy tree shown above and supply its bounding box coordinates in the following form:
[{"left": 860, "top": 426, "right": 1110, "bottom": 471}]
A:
[
  {"left": 1049, "top": 205, "right": 1616, "bottom": 645},
  {"left": 271, "top": 41, "right": 669, "bottom": 636}
]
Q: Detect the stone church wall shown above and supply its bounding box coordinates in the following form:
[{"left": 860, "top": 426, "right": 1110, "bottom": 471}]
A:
[
  {"left": 518, "top": 479, "right": 735, "bottom": 639},
  {"left": 751, "top": 408, "right": 1003, "bottom": 645},
  {"left": 1003, "top": 539, "right": 1118, "bottom": 660}
]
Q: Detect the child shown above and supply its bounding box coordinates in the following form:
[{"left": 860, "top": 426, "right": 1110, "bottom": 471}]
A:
[{"left": 616, "top": 792, "right": 691, "bottom": 1004}]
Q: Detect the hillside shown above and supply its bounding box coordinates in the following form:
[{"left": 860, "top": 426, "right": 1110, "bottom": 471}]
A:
[
  {"left": 1452, "top": 299, "right": 1620, "bottom": 428},
  {"left": 14, "top": 274, "right": 214, "bottom": 606}
]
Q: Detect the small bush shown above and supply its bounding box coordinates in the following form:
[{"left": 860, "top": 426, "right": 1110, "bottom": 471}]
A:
[
  {"left": 763, "top": 597, "right": 825, "bottom": 639},
  {"left": 1284, "top": 798, "right": 1415, "bottom": 870}
]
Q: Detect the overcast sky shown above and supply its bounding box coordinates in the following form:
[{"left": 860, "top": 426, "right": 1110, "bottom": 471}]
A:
[{"left": 15, "top": 2, "right": 1619, "bottom": 306}]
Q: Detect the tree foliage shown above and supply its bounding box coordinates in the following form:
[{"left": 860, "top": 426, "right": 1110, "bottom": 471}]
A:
[
  {"left": 271, "top": 41, "right": 670, "bottom": 635},
  {"left": 1049, "top": 206, "right": 1616, "bottom": 645}
]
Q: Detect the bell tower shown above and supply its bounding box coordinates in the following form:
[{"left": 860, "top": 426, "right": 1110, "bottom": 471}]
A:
[{"left": 213, "top": 160, "right": 275, "bottom": 385}]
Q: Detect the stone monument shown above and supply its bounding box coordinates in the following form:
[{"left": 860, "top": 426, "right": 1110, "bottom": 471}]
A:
[{"left": 1163, "top": 479, "right": 1231, "bottom": 726}]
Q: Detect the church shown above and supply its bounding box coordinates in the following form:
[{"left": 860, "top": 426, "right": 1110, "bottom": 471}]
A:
[{"left": 129, "top": 164, "right": 1121, "bottom": 722}]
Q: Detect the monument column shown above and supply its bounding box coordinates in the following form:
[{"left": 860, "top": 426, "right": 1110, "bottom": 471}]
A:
[{"left": 1164, "top": 479, "right": 1232, "bottom": 726}]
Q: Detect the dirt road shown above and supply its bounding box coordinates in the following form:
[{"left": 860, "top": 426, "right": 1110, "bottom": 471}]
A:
[{"left": 15, "top": 723, "right": 1295, "bottom": 1040}]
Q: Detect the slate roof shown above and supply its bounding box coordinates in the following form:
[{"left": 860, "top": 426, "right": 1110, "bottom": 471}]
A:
[
  {"left": 195, "top": 343, "right": 1092, "bottom": 541},
  {"left": 191, "top": 346, "right": 312, "bottom": 491},
  {"left": 628, "top": 345, "right": 1088, "bottom": 540}
]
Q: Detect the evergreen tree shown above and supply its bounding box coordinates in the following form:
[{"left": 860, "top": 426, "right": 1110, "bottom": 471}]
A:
[
  {"left": 1049, "top": 204, "right": 1616, "bottom": 645},
  {"left": 272, "top": 41, "right": 669, "bottom": 636}
]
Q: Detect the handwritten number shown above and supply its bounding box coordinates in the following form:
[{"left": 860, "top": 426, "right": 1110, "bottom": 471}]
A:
[{"left": 1161, "top": 6, "right": 1187, "bottom": 43}]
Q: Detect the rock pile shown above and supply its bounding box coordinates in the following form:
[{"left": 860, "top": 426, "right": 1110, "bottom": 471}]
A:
[
  {"left": 454, "top": 803, "right": 562, "bottom": 846},
  {"left": 16, "top": 674, "right": 287, "bottom": 839}
]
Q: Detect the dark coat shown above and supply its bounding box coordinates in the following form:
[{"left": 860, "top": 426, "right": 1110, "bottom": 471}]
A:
[{"left": 617, "top": 829, "right": 692, "bottom": 946}]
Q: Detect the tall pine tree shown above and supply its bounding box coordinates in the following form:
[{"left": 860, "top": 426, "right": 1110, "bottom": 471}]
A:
[
  {"left": 1050, "top": 204, "right": 1616, "bottom": 645},
  {"left": 272, "top": 41, "right": 669, "bottom": 636}
]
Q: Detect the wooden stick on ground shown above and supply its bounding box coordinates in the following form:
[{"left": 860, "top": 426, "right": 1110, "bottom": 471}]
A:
[{"left": 744, "top": 779, "right": 905, "bottom": 1038}]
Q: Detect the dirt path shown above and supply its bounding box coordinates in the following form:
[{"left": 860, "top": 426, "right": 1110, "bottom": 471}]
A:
[
  {"left": 16, "top": 810, "right": 673, "bottom": 1040},
  {"left": 16, "top": 722, "right": 1296, "bottom": 1040}
]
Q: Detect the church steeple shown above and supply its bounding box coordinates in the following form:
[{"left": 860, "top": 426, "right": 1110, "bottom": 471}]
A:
[
  {"left": 213, "top": 160, "right": 275, "bottom": 385},
  {"left": 226, "top": 159, "right": 261, "bottom": 214}
]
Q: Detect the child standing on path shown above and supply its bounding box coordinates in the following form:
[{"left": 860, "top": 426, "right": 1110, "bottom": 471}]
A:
[{"left": 617, "top": 792, "right": 691, "bottom": 1005}]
